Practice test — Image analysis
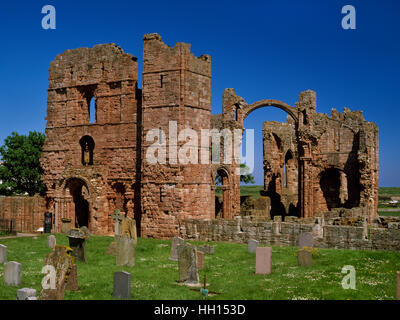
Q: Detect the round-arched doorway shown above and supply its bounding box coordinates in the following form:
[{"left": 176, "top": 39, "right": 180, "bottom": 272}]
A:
[{"left": 65, "top": 178, "right": 90, "bottom": 228}]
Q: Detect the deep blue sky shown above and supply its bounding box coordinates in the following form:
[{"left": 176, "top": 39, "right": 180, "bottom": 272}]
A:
[{"left": 0, "top": 0, "right": 399, "bottom": 186}]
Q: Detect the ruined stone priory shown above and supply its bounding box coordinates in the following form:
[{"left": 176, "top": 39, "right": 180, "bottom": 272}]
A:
[{"left": 38, "top": 33, "right": 379, "bottom": 240}]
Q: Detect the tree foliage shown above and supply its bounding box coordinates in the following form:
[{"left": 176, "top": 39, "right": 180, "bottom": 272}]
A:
[{"left": 0, "top": 131, "right": 46, "bottom": 196}]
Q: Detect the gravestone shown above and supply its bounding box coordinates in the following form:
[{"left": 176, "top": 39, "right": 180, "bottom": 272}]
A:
[
  {"left": 111, "top": 210, "right": 125, "bottom": 236},
  {"left": 169, "top": 237, "right": 185, "bottom": 261},
  {"left": 297, "top": 249, "right": 312, "bottom": 267},
  {"left": 121, "top": 217, "right": 137, "bottom": 244},
  {"left": 299, "top": 232, "right": 313, "bottom": 249},
  {"left": 196, "top": 250, "right": 204, "bottom": 270},
  {"left": 197, "top": 244, "right": 215, "bottom": 254},
  {"left": 248, "top": 239, "right": 259, "bottom": 253},
  {"left": 116, "top": 235, "right": 135, "bottom": 267},
  {"left": 60, "top": 218, "right": 72, "bottom": 234},
  {"left": 67, "top": 228, "right": 87, "bottom": 262},
  {"left": 113, "top": 271, "right": 131, "bottom": 300},
  {"left": 17, "top": 288, "right": 36, "bottom": 300},
  {"left": 4, "top": 261, "right": 22, "bottom": 286},
  {"left": 396, "top": 271, "right": 400, "bottom": 300},
  {"left": 65, "top": 264, "right": 79, "bottom": 291},
  {"left": 47, "top": 235, "right": 56, "bottom": 249},
  {"left": 0, "top": 244, "right": 7, "bottom": 264},
  {"left": 177, "top": 243, "right": 199, "bottom": 285},
  {"left": 255, "top": 247, "right": 272, "bottom": 275},
  {"left": 39, "top": 245, "right": 74, "bottom": 300}
]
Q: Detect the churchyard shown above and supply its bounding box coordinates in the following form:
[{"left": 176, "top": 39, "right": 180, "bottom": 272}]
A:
[{"left": 0, "top": 234, "right": 399, "bottom": 300}]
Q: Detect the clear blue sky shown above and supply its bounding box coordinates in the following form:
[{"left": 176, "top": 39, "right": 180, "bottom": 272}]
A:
[{"left": 0, "top": 0, "right": 399, "bottom": 186}]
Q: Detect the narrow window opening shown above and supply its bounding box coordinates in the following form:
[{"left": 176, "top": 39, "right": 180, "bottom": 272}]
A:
[
  {"left": 160, "top": 75, "right": 164, "bottom": 88},
  {"left": 89, "top": 97, "right": 96, "bottom": 123}
]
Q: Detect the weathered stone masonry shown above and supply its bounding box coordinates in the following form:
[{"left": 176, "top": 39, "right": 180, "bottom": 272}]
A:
[{"left": 38, "top": 33, "right": 379, "bottom": 241}]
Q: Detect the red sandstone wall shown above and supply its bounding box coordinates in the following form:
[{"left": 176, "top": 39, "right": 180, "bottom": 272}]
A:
[
  {"left": 141, "top": 34, "right": 212, "bottom": 238},
  {"left": 0, "top": 196, "right": 46, "bottom": 233}
]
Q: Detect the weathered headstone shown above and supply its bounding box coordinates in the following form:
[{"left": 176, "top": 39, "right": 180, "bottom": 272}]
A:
[
  {"left": 111, "top": 209, "right": 125, "bottom": 236},
  {"left": 0, "top": 244, "right": 7, "bottom": 264},
  {"left": 60, "top": 218, "right": 72, "bottom": 234},
  {"left": 169, "top": 237, "right": 185, "bottom": 261},
  {"left": 248, "top": 239, "right": 259, "bottom": 253},
  {"left": 17, "top": 288, "right": 37, "bottom": 300},
  {"left": 116, "top": 235, "right": 135, "bottom": 267},
  {"left": 196, "top": 250, "right": 204, "bottom": 270},
  {"left": 65, "top": 264, "right": 79, "bottom": 291},
  {"left": 197, "top": 244, "right": 215, "bottom": 255},
  {"left": 396, "top": 271, "right": 400, "bottom": 300},
  {"left": 177, "top": 243, "right": 199, "bottom": 285},
  {"left": 47, "top": 235, "right": 56, "bottom": 249},
  {"left": 39, "top": 245, "right": 74, "bottom": 300},
  {"left": 255, "top": 247, "right": 272, "bottom": 275},
  {"left": 299, "top": 232, "right": 313, "bottom": 249},
  {"left": 121, "top": 217, "right": 137, "bottom": 244},
  {"left": 67, "top": 228, "right": 86, "bottom": 262},
  {"left": 113, "top": 271, "right": 131, "bottom": 300},
  {"left": 297, "top": 249, "right": 312, "bottom": 267},
  {"left": 4, "top": 261, "right": 21, "bottom": 286}
]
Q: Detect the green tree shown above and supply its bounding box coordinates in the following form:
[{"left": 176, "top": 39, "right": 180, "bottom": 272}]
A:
[{"left": 0, "top": 131, "right": 46, "bottom": 196}]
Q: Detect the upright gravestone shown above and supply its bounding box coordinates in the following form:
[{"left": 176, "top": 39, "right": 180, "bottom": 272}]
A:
[
  {"left": 4, "top": 261, "right": 22, "bottom": 286},
  {"left": 17, "top": 288, "right": 37, "bottom": 300},
  {"left": 196, "top": 250, "right": 204, "bottom": 270},
  {"left": 113, "top": 271, "right": 131, "bottom": 300},
  {"left": 0, "top": 244, "right": 7, "bottom": 264},
  {"left": 67, "top": 229, "right": 87, "bottom": 262},
  {"left": 111, "top": 210, "right": 125, "bottom": 236},
  {"left": 248, "top": 239, "right": 259, "bottom": 253},
  {"left": 299, "top": 232, "right": 313, "bottom": 249},
  {"left": 297, "top": 249, "right": 312, "bottom": 267},
  {"left": 255, "top": 247, "right": 272, "bottom": 275},
  {"left": 65, "top": 264, "right": 79, "bottom": 291},
  {"left": 169, "top": 237, "right": 185, "bottom": 261},
  {"left": 197, "top": 244, "right": 215, "bottom": 254},
  {"left": 47, "top": 235, "right": 56, "bottom": 249},
  {"left": 177, "top": 243, "right": 199, "bottom": 285},
  {"left": 116, "top": 235, "right": 135, "bottom": 267}
]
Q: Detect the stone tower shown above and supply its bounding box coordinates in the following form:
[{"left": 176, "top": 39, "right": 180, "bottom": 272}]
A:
[{"left": 140, "top": 34, "right": 213, "bottom": 238}]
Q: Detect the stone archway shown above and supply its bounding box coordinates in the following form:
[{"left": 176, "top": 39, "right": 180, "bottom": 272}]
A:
[
  {"left": 213, "top": 167, "right": 232, "bottom": 219},
  {"left": 240, "top": 99, "right": 298, "bottom": 126}
]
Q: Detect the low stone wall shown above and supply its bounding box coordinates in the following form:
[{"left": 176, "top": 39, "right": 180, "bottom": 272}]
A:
[
  {"left": 0, "top": 196, "right": 46, "bottom": 233},
  {"left": 180, "top": 215, "right": 400, "bottom": 252}
]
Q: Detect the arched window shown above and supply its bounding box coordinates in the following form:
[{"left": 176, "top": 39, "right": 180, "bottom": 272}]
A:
[{"left": 79, "top": 136, "right": 95, "bottom": 166}]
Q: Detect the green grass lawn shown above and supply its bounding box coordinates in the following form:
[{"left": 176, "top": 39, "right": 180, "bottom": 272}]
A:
[{"left": 0, "top": 234, "right": 399, "bottom": 300}]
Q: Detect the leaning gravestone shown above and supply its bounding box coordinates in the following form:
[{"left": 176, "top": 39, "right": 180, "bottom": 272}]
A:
[
  {"left": 113, "top": 271, "right": 131, "bottom": 300},
  {"left": 299, "top": 232, "right": 313, "bottom": 249},
  {"left": 297, "top": 249, "right": 312, "bottom": 267},
  {"left": 67, "top": 228, "right": 87, "bottom": 262},
  {"left": 39, "top": 245, "right": 74, "bottom": 300},
  {"left": 47, "top": 235, "right": 56, "bottom": 249},
  {"left": 4, "top": 261, "right": 21, "bottom": 286},
  {"left": 17, "top": 288, "right": 36, "bottom": 300},
  {"left": 169, "top": 237, "right": 185, "bottom": 261},
  {"left": 116, "top": 235, "right": 135, "bottom": 267},
  {"left": 255, "top": 247, "right": 272, "bottom": 275},
  {"left": 177, "top": 243, "right": 199, "bottom": 285},
  {"left": 0, "top": 244, "right": 7, "bottom": 264},
  {"left": 248, "top": 239, "right": 259, "bottom": 253}
]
